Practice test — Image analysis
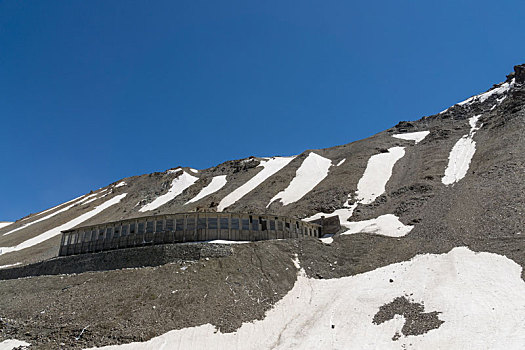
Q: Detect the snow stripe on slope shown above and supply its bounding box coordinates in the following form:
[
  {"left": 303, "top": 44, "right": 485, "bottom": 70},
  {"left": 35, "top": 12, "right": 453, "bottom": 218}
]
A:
[
  {"left": 442, "top": 115, "right": 481, "bottom": 185},
  {"left": 0, "top": 193, "right": 127, "bottom": 255},
  {"left": 139, "top": 172, "right": 198, "bottom": 212},
  {"left": 307, "top": 147, "right": 406, "bottom": 226},
  {"left": 186, "top": 175, "right": 228, "bottom": 204},
  {"left": 356, "top": 146, "right": 405, "bottom": 205},
  {"left": 217, "top": 157, "right": 295, "bottom": 212},
  {"left": 392, "top": 131, "right": 430, "bottom": 144},
  {"left": 268, "top": 153, "right": 331, "bottom": 207},
  {"left": 309, "top": 147, "right": 414, "bottom": 241},
  {"left": 18, "top": 194, "right": 86, "bottom": 222},
  {"left": 82, "top": 193, "right": 108, "bottom": 206},
  {"left": 0, "top": 262, "right": 21, "bottom": 269},
  {"left": 85, "top": 247, "right": 525, "bottom": 350},
  {"left": 341, "top": 214, "right": 413, "bottom": 237},
  {"left": 2, "top": 190, "right": 105, "bottom": 236}
]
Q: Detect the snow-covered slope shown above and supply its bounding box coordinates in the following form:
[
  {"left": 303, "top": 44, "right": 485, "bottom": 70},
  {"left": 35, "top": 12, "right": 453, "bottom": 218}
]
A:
[
  {"left": 86, "top": 248, "right": 525, "bottom": 350},
  {"left": 0, "top": 64, "right": 524, "bottom": 349}
]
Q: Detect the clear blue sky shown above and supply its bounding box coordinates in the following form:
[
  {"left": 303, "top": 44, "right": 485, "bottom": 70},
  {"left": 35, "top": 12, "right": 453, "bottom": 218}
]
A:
[{"left": 1, "top": 1, "right": 524, "bottom": 221}]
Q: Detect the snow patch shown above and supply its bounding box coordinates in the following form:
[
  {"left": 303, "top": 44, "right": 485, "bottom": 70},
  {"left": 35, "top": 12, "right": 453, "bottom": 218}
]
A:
[
  {"left": 356, "top": 147, "right": 405, "bottom": 205},
  {"left": 190, "top": 168, "right": 199, "bottom": 173},
  {"left": 84, "top": 247, "right": 525, "bottom": 350},
  {"left": 392, "top": 131, "right": 430, "bottom": 144},
  {"left": 319, "top": 234, "right": 334, "bottom": 244},
  {"left": 140, "top": 172, "right": 198, "bottom": 212},
  {"left": 0, "top": 222, "right": 12, "bottom": 229},
  {"left": 0, "top": 339, "right": 31, "bottom": 350},
  {"left": 166, "top": 167, "right": 181, "bottom": 174},
  {"left": 442, "top": 115, "right": 481, "bottom": 185},
  {"left": 217, "top": 157, "right": 295, "bottom": 212},
  {"left": 186, "top": 175, "right": 228, "bottom": 205},
  {"left": 336, "top": 158, "right": 346, "bottom": 166},
  {"left": 268, "top": 153, "right": 331, "bottom": 207},
  {"left": 457, "top": 79, "right": 514, "bottom": 106},
  {"left": 0, "top": 194, "right": 127, "bottom": 255},
  {"left": 207, "top": 240, "right": 249, "bottom": 244},
  {"left": 114, "top": 181, "right": 127, "bottom": 188},
  {"left": 341, "top": 214, "right": 413, "bottom": 237}
]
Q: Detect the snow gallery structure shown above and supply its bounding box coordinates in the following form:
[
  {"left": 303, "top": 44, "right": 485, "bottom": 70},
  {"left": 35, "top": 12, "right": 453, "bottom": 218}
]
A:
[{"left": 59, "top": 212, "right": 322, "bottom": 256}]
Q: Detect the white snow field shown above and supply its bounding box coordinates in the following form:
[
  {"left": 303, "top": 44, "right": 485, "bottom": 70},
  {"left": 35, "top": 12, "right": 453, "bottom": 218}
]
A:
[
  {"left": 140, "top": 172, "right": 198, "bottom": 212},
  {"left": 0, "top": 339, "right": 30, "bottom": 350},
  {"left": 86, "top": 247, "right": 525, "bottom": 350},
  {"left": 392, "top": 130, "right": 430, "bottom": 144},
  {"left": 2, "top": 190, "right": 107, "bottom": 236},
  {"left": 186, "top": 175, "right": 228, "bottom": 205},
  {"left": 0, "top": 222, "right": 12, "bottom": 229},
  {"left": 442, "top": 115, "right": 482, "bottom": 185},
  {"left": 0, "top": 193, "right": 127, "bottom": 256},
  {"left": 217, "top": 157, "right": 295, "bottom": 212},
  {"left": 268, "top": 153, "right": 332, "bottom": 207},
  {"left": 356, "top": 146, "right": 405, "bottom": 205},
  {"left": 341, "top": 214, "right": 413, "bottom": 237}
]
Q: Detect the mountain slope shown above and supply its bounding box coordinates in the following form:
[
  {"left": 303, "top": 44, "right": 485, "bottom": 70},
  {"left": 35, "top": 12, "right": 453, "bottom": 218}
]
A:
[{"left": 0, "top": 64, "right": 524, "bottom": 349}]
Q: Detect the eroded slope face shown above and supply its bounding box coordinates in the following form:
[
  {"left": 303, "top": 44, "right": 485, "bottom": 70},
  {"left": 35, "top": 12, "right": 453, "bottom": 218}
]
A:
[{"left": 0, "top": 65, "right": 524, "bottom": 349}]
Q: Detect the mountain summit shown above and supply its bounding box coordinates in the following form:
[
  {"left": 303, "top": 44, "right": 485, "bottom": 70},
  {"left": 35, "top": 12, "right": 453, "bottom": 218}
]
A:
[{"left": 0, "top": 64, "right": 524, "bottom": 349}]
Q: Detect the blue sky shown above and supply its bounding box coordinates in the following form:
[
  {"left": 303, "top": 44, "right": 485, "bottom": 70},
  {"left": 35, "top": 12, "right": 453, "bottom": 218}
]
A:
[{"left": 1, "top": 1, "right": 524, "bottom": 221}]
